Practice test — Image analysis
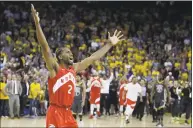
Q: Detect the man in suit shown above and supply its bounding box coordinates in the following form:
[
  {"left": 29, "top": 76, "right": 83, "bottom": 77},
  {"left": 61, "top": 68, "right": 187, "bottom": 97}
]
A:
[
  {"left": 20, "top": 73, "right": 30, "bottom": 116},
  {"left": 4, "top": 73, "right": 22, "bottom": 119}
]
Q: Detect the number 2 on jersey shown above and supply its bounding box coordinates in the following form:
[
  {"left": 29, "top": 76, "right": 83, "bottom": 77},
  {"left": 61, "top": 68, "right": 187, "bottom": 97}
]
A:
[{"left": 68, "top": 85, "right": 72, "bottom": 94}]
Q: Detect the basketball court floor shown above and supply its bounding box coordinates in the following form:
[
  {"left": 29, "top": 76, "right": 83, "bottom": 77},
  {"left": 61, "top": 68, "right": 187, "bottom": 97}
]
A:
[{"left": 1, "top": 114, "right": 191, "bottom": 127}]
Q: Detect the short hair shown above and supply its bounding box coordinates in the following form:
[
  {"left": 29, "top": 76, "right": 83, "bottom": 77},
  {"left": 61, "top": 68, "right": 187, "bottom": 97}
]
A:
[{"left": 55, "top": 47, "right": 64, "bottom": 62}]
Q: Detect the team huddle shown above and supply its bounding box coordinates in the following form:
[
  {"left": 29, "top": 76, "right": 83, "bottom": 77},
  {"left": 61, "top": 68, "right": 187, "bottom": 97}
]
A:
[{"left": 31, "top": 4, "right": 170, "bottom": 128}]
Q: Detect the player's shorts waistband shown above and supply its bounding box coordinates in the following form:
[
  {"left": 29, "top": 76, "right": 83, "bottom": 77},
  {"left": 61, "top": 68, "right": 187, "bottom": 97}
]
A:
[{"left": 50, "top": 103, "right": 71, "bottom": 109}]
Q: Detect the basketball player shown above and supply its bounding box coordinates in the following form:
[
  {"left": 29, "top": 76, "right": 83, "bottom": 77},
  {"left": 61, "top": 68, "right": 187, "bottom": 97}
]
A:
[
  {"left": 88, "top": 72, "right": 103, "bottom": 119},
  {"left": 31, "top": 4, "right": 124, "bottom": 128},
  {"left": 72, "top": 74, "right": 86, "bottom": 122},
  {"left": 118, "top": 77, "right": 127, "bottom": 117},
  {"left": 123, "top": 76, "right": 143, "bottom": 124},
  {"left": 150, "top": 74, "right": 170, "bottom": 127}
]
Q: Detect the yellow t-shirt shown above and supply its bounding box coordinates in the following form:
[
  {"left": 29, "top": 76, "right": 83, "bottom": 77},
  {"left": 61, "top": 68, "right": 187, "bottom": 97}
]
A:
[
  {"left": 181, "top": 72, "right": 188, "bottom": 81},
  {"left": 143, "top": 61, "right": 149, "bottom": 68},
  {"left": 0, "top": 52, "right": 7, "bottom": 57},
  {"left": 37, "top": 90, "right": 45, "bottom": 102},
  {"left": 16, "top": 40, "right": 22, "bottom": 45},
  {"left": 140, "top": 65, "right": 147, "bottom": 76},
  {"left": 128, "top": 61, "right": 135, "bottom": 67},
  {"left": 127, "top": 47, "right": 134, "bottom": 52},
  {"left": 139, "top": 50, "right": 145, "bottom": 55},
  {"left": 127, "top": 52, "right": 133, "bottom": 58},
  {"left": 152, "top": 70, "right": 160, "bottom": 76},
  {"left": 188, "top": 51, "right": 191, "bottom": 58},
  {"left": 174, "top": 62, "right": 180, "bottom": 68},
  {"left": 134, "top": 64, "right": 141, "bottom": 74},
  {"left": 110, "top": 63, "right": 115, "bottom": 68},
  {"left": 97, "top": 65, "right": 101, "bottom": 70},
  {"left": 20, "top": 28, "right": 27, "bottom": 34},
  {"left": 28, "top": 83, "right": 41, "bottom": 99},
  {"left": 6, "top": 35, "right": 12, "bottom": 44},
  {"left": 29, "top": 28, "right": 35, "bottom": 37},
  {"left": 0, "top": 82, "right": 9, "bottom": 100},
  {"left": 135, "top": 54, "right": 142, "bottom": 62},
  {"left": 186, "top": 62, "right": 191, "bottom": 71}
]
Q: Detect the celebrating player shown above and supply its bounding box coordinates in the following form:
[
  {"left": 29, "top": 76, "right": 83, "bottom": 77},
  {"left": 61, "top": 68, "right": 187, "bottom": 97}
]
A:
[
  {"left": 88, "top": 72, "right": 103, "bottom": 119},
  {"left": 31, "top": 4, "right": 124, "bottom": 128},
  {"left": 123, "top": 76, "right": 143, "bottom": 124}
]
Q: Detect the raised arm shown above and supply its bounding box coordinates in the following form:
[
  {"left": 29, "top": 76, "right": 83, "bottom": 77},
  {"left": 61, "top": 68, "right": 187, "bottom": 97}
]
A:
[
  {"left": 73, "top": 30, "right": 124, "bottom": 72},
  {"left": 31, "top": 4, "right": 58, "bottom": 78}
]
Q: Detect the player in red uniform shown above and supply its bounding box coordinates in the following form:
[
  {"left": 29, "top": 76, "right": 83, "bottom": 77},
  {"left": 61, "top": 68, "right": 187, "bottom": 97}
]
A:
[
  {"left": 118, "top": 79, "right": 127, "bottom": 117},
  {"left": 88, "top": 72, "right": 102, "bottom": 119},
  {"left": 31, "top": 4, "right": 125, "bottom": 128}
]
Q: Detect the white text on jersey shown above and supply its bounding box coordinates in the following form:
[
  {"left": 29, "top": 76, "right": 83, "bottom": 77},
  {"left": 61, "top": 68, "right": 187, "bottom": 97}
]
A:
[{"left": 53, "top": 72, "right": 76, "bottom": 93}]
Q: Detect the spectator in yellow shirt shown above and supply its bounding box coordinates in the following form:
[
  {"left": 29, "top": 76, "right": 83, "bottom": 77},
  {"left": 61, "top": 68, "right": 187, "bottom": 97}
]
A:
[
  {"left": 0, "top": 76, "right": 9, "bottom": 118},
  {"left": 28, "top": 78, "right": 41, "bottom": 117},
  {"left": 181, "top": 72, "right": 188, "bottom": 81}
]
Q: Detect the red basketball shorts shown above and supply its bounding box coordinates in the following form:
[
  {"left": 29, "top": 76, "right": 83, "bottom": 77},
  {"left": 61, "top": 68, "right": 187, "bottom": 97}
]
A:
[
  {"left": 90, "top": 93, "right": 100, "bottom": 104},
  {"left": 126, "top": 98, "right": 136, "bottom": 109},
  {"left": 119, "top": 97, "right": 126, "bottom": 106},
  {"left": 46, "top": 105, "right": 78, "bottom": 128}
]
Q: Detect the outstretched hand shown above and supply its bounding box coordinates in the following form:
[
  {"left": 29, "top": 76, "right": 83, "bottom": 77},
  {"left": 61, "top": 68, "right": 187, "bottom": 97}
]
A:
[
  {"left": 31, "top": 4, "right": 40, "bottom": 25},
  {"left": 108, "top": 30, "right": 124, "bottom": 45}
]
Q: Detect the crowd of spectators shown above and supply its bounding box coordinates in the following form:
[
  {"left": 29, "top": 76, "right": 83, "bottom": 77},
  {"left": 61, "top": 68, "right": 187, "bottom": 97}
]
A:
[{"left": 0, "top": 1, "right": 191, "bottom": 121}]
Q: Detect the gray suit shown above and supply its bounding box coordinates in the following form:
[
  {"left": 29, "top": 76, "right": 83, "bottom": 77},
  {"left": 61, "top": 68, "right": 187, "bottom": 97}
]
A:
[{"left": 4, "top": 80, "right": 22, "bottom": 118}]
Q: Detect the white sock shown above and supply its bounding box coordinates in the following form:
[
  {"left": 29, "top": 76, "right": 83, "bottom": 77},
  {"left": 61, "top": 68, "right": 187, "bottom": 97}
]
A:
[
  {"left": 35, "top": 108, "right": 37, "bottom": 116},
  {"left": 125, "top": 115, "right": 129, "bottom": 120},
  {"left": 90, "top": 104, "right": 94, "bottom": 115},
  {"left": 96, "top": 104, "right": 100, "bottom": 112},
  {"left": 44, "top": 101, "right": 48, "bottom": 110},
  {"left": 120, "top": 105, "right": 123, "bottom": 113}
]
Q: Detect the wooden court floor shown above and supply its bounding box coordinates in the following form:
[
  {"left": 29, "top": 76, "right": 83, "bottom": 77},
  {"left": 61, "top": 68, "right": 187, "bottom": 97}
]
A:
[{"left": 1, "top": 114, "right": 191, "bottom": 127}]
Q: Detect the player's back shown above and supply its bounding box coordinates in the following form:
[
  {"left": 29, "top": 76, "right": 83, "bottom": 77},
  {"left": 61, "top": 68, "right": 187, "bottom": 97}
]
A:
[
  {"left": 48, "top": 66, "right": 76, "bottom": 107},
  {"left": 90, "top": 77, "right": 101, "bottom": 94}
]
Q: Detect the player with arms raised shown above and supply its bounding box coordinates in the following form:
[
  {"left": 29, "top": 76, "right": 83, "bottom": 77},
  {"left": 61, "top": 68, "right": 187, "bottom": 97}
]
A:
[{"left": 31, "top": 4, "right": 124, "bottom": 128}]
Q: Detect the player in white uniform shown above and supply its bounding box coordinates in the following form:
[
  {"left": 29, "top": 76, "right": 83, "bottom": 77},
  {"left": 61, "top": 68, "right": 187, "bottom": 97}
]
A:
[{"left": 123, "top": 76, "right": 143, "bottom": 124}]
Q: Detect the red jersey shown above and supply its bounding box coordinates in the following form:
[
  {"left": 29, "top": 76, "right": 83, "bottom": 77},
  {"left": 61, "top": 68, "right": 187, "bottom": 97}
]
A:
[
  {"left": 90, "top": 77, "right": 102, "bottom": 94},
  {"left": 119, "top": 83, "right": 125, "bottom": 99},
  {"left": 48, "top": 66, "right": 76, "bottom": 106}
]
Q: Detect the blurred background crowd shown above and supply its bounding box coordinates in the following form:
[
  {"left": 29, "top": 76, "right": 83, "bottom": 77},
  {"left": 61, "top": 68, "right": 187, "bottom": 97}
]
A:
[{"left": 0, "top": 1, "right": 191, "bottom": 123}]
